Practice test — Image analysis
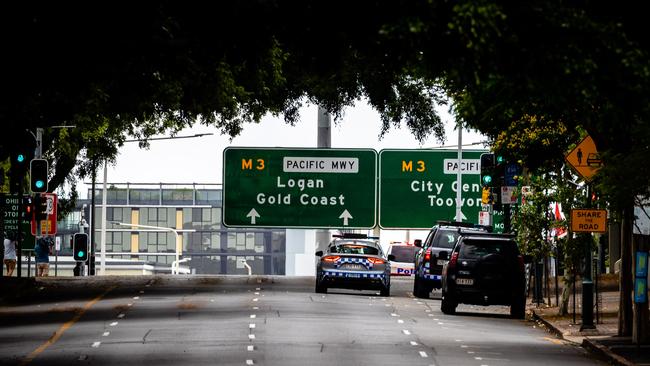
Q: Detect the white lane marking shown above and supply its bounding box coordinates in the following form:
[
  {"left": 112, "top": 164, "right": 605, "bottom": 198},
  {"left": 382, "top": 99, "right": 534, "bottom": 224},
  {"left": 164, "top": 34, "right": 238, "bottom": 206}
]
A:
[
  {"left": 460, "top": 345, "right": 468, "bottom": 348},
  {"left": 257, "top": 279, "right": 262, "bottom": 283},
  {"left": 246, "top": 360, "right": 254, "bottom": 365},
  {"left": 467, "top": 351, "right": 475, "bottom": 354},
  {"left": 145, "top": 284, "right": 150, "bottom": 287},
  {"left": 249, "top": 324, "right": 256, "bottom": 329},
  {"left": 255, "top": 288, "right": 261, "bottom": 291},
  {"left": 133, "top": 296, "right": 140, "bottom": 300},
  {"left": 250, "top": 314, "right": 256, "bottom": 319},
  {"left": 425, "top": 309, "right": 431, "bottom": 312},
  {"left": 428, "top": 314, "right": 434, "bottom": 317},
  {"left": 110, "top": 322, "right": 118, "bottom": 327},
  {"left": 455, "top": 339, "right": 462, "bottom": 342},
  {"left": 437, "top": 322, "right": 444, "bottom": 325},
  {"left": 102, "top": 332, "right": 110, "bottom": 337},
  {"left": 385, "top": 304, "right": 391, "bottom": 307},
  {"left": 417, "top": 302, "right": 424, "bottom": 305},
  {"left": 127, "top": 303, "right": 133, "bottom": 307},
  {"left": 254, "top": 292, "right": 260, "bottom": 295},
  {"left": 419, "top": 351, "right": 428, "bottom": 358},
  {"left": 92, "top": 342, "right": 101, "bottom": 348},
  {"left": 248, "top": 334, "right": 256, "bottom": 340},
  {"left": 253, "top": 298, "right": 259, "bottom": 302},
  {"left": 117, "top": 314, "right": 125, "bottom": 319},
  {"left": 253, "top": 306, "right": 259, "bottom": 310},
  {"left": 211, "top": 299, "right": 215, "bottom": 302},
  {"left": 433, "top": 318, "right": 439, "bottom": 321},
  {"left": 397, "top": 319, "right": 404, "bottom": 324},
  {"left": 139, "top": 290, "right": 144, "bottom": 294},
  {"left": 247, "top": 345, "right": 254, "bottom": 351},
  {"left": 390, "top": 313, "right": 398, "bottom": 317},
  {"left": 410, "top": 341, "right": 418, "bottom": 346},
  {"left": 475, "top": 357, "right": 483, "bottom": 360},
  {"left": 402, "top": 330, "right": 411, "bottom": 335}
]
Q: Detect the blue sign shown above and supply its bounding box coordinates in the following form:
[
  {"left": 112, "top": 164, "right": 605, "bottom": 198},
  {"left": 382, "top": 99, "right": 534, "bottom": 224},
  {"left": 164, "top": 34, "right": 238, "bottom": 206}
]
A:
[
  {"left": 504, "top": 163, "right": 522, "bottom": 186},
  {"left": 636, "top": 251, "right": 648, "bottom": 278},
  {"left": 634, "top": 278, "right": 647, "bottom": 303}
]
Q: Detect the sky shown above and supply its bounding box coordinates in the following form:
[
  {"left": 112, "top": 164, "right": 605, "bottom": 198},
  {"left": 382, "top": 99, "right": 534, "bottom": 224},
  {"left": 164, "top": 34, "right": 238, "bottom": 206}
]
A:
[{"left": 83, "top": 99, "right": 488, "bottom": 244}]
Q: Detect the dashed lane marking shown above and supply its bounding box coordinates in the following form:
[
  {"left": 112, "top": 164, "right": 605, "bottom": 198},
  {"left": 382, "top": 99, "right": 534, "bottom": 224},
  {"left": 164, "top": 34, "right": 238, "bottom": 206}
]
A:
[
  {"left": 20, "top": 286, "right": 115, "bottom": 365},
  {"left": 249, "top": 324, "right": 256, "bottom": 329},
  {"left": 110, "top": 322, "right": 118, "bottom": 327},
  {"left": 253, "top": 307, "right": 259, "bottom": 310},
  {"left": 419, "top": 351, "right": 428, "bottom": 358},
  {"left": 102, "top": 332, "right": 110, "bottom": 337},
  {"left": 410, "top": 341, "right": 418, "bottom": 346},
  {"left": 398, "top": 319, "right": 404, "bottom": 324},
  {"left": 390, "top": 313, "right": 398, "bottom": 317},
  {"left": 250, "top": 315, "right": 256, "bottom": 319},
  {"left": 402, "top": 330, "right": 411, "bottom": 335},
  {"left": 246, "top": 359, "right": 254, "bottom": 365},
  {"left": 248, "top": 334, "right": 256, "bottom": 340},
  {"left": 253, "top": 298, "right": 259, "bottom": 302},
  {"left": 91, "top": 342, "right": 101, "bottom": 348},
  {"left": 247, "top": 345, "right": 254, "bottom": 351},
  {"left": 117, "top": 314, "right": 125, "bottom": 319},
  {"left": 133, "top": 296, "right": 140, "bottom": 300}
]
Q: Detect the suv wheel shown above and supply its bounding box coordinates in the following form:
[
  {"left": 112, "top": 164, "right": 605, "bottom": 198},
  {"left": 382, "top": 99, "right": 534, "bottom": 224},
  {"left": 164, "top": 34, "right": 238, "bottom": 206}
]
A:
[
  {"left": 413, "top": 276, "right": 429, "bottom": 299},
  {"left": 441, "top": 292, "right": 457, "bottom": 314},
  {"left": 510, "top": 293, "right": 526, "bottom": 319}
]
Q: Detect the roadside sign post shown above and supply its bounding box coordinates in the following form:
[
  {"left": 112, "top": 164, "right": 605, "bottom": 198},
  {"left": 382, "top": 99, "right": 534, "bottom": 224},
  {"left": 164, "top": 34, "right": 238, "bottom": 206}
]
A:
[
  {"left": 378, "top": 150, "right": 485, "bottom": 229},
  {"left": 223, "top": 148, "right": 377, "bottom": 228}
]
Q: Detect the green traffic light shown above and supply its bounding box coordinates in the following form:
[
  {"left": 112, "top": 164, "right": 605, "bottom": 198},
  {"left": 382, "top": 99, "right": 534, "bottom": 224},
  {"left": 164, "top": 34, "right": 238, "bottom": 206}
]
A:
[
  {"left": 17, "top": 154, "right": 25, "bottom": 163},
  {"left": 496, "top": 156, "right": 505, "bottom": 164},
  {"left": 482, "top": 175, "right": 492, "bottom": 185},
  {"left": 35, "top": 180, "right": 45, "bottom": 189},
  {"left": 77, "top": 251, "right": 85, "bottom": 257}
]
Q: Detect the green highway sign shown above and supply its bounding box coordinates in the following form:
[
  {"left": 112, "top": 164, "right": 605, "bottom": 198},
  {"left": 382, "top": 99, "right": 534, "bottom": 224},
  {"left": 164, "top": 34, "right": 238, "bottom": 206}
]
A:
[
  {"left": 223, "top": 147, "right": 377, "bottom": 228},
  {"left": 379, "top": 149, "right": 487, "bottom": 229}
]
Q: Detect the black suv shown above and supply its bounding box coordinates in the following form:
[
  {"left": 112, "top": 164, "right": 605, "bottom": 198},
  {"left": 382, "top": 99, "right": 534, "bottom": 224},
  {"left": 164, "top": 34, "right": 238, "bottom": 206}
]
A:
[
  {"left": 440, "top": 233, "right": 527, "bottom": 318},
  {"left": 413, "top": 221, "right": 488, "bottom": 298}
]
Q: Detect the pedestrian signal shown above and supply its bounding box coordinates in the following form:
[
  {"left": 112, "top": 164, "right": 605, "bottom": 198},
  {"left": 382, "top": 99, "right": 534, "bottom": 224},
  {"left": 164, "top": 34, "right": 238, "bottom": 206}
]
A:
[{"left": 73, "top": 233, "right": 89, "bottom": 262}]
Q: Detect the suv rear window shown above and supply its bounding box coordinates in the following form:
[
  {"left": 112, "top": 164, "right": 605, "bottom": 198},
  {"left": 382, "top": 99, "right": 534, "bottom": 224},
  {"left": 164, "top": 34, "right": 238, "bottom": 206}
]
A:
[
  {"left": 459, "top": 239, "right": 517, "bottom": 259},
  {"left": 389, "top": 246, "right": 419, "bottom": 262},
  {"left": 433, "top": 230, "right": 461, "bottom": 249},
  {"left": 330, "top": 244, "right": 380, "bottom": 255}
]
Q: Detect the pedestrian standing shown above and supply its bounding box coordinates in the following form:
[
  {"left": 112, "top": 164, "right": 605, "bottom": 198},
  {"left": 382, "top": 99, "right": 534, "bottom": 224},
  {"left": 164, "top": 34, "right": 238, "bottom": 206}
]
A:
[
  {"left": 34, "top": 237, "right": 52, "bottom": 277},
  {"left": 3, "top": 233, "right": 17, "bottom": 277}
]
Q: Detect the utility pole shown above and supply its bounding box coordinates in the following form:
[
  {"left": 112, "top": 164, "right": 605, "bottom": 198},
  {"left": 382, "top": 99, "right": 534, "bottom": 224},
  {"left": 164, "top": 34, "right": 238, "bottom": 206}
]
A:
[{"left": 316, "top": 107, "right": 332, "bottom": 251}]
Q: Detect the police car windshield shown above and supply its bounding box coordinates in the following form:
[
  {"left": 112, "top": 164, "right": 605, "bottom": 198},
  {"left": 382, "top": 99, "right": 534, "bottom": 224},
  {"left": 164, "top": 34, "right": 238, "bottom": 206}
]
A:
[
  {"left": 330, "top": 243, "right": 379, "bottom": 255},
  {"left": 434, "top": 230, "right": 461, "bottom": 249},
  {"left": 390, "top": 246, "right": 418, "bottom": 262}
]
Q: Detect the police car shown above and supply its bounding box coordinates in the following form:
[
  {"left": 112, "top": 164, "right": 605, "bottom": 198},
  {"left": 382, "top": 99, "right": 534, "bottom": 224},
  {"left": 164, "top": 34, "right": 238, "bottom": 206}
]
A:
[
  {"left": 386, "top": 242, "right": 419, "bottom": 276},
  {"left": 315, "top": 233, "right": 394, "bottom": 296}
]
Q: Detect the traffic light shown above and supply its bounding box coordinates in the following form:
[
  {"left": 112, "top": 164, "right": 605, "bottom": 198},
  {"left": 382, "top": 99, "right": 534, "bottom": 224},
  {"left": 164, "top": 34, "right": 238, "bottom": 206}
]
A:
[
  {"left": 480, "top": 153, "right": 495, "bottom": 187},
  {"left": 73, "top": 233, "right": 89, "bottom": 262},
  {"left": 494, "top": 155, "right": 506, "bottom": 188},
  {"left": 23, "top": 195, "right": 34, "bottom": 219},
  {"left": 30, "top": 159, "right": 48, "bottom": 193},
  {"left": 32, "top": 194, "right": 48, "bottom": 221}
]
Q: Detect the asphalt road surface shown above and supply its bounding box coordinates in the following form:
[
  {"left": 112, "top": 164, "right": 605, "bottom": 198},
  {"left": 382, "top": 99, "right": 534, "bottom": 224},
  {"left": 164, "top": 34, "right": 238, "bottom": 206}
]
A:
[{"left": 0, "top": 276, "right": 603, "bottom": 366}]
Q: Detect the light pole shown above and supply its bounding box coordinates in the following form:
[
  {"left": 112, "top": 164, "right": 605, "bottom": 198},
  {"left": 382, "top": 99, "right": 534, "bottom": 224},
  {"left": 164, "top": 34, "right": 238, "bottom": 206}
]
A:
[{"left": 109, "top": 221, "right": 195, "bottom": 274}]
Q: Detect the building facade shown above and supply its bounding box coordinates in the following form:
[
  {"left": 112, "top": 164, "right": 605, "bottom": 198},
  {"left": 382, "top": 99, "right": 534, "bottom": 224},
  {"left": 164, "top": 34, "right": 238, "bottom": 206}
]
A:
[{"left": 60, "top": 183, "right": 287, "bottom": 275}]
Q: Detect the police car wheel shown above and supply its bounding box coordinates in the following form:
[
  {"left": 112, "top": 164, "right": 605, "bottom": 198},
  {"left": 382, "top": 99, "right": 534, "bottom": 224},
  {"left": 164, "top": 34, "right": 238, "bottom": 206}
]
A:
[
  {"left": 315, "top": 280, "right": 327, "bottom": 294},
  {"left": 380, "top": 285, "right": 390, "bottom": 297},
  {"left": 441, "top": 293, "right": 457, "bottom": 314}
]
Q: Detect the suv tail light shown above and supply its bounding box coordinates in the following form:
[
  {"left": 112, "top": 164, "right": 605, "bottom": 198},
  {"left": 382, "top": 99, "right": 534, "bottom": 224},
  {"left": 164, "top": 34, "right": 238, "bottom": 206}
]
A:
[
  {"left": 448, "top": 252, "right": 459, "bottom": 269},
  {"left": 368, "top": 258, "right": 386, "bottom": 264},
  {"left": 424, "top": 249, "right": 431, "bottom": 261},
  {"left": 517, "top": 255, "right": 525, "bottom": 272},
  {"left": 322, "top": 256, "right": 340, "bottom": 263}
]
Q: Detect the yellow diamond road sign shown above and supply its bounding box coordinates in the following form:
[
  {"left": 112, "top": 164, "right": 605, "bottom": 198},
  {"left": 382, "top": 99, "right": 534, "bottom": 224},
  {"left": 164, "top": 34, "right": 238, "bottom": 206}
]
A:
[{"left": 565, "top": 135, "right": 602, "bottom": 181}]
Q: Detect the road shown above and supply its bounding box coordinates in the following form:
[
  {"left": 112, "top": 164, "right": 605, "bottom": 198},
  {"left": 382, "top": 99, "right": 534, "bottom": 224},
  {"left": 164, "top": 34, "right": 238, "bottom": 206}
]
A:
[{"left": 0, "top": 276, "right": 602, "bottom": 366}]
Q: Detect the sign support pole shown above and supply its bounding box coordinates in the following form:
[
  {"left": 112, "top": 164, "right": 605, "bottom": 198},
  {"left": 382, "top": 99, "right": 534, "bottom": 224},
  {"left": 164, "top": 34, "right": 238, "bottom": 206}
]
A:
[
  {"left": 455, "top": 124, "right": 463, "bottom": 222},
  {"left": 581, "top": 183, "right": 596, "bottom": 330}
]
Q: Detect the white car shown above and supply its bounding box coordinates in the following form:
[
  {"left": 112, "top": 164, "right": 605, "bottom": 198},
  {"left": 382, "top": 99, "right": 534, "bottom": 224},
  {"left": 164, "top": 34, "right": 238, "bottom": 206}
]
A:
[{"left": 386, "top": 243, "right": 419, "bottom": 276}]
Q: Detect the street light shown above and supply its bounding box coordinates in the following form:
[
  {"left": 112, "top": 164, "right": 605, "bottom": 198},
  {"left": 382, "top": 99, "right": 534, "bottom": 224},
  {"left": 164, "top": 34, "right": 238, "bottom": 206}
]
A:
[
  {"left": 97, "top": 132, "right": 213, "bottom": 275},
  {"left": 109, "top": 221, "right": 195, "bottom": 275}
]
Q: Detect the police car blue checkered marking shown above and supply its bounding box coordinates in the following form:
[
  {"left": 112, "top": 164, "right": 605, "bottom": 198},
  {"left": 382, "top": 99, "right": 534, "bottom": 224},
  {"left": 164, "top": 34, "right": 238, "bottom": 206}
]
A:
[
  {"left": 335, "top": 257, "right": 373, "bottom": 269},
  {"left": 424, "top": 274, "right": 441, "bottom": 280},
  {"left": 323, "top": 270, "right": 386, "bottom": 279}
]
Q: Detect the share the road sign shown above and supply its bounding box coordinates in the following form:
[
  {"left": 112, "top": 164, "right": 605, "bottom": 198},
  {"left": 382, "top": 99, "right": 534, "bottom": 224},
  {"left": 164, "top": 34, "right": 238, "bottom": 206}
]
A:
[
  {"left": 223, "top": 147, "right": 377, "bottom": 228},
  {"left": 379, "top": 149, "right": 487, "bottom": 229}
]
